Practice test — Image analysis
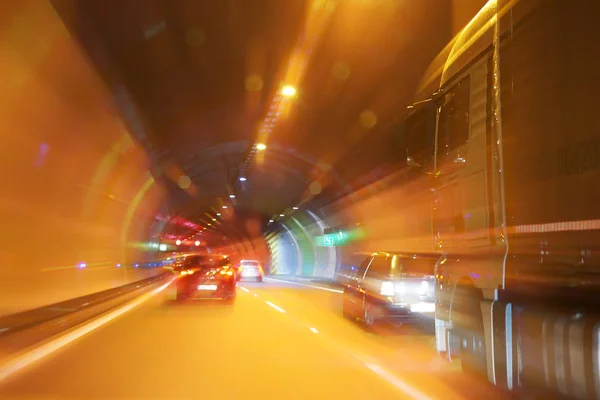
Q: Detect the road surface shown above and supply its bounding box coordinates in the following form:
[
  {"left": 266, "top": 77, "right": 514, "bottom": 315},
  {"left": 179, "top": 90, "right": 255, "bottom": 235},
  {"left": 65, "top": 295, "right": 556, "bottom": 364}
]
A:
[{"left": 0, "top": 277, "right": 507, "bottom": 399}]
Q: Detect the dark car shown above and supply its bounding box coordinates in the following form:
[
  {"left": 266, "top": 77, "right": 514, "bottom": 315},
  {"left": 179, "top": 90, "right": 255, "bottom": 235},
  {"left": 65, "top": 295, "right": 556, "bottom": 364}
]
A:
[
  {"left": 342, "top": 252, "right": 437, "bottom": 327},
  {"left": 174, "top": 255, "right": 236, "bottom": 302}
]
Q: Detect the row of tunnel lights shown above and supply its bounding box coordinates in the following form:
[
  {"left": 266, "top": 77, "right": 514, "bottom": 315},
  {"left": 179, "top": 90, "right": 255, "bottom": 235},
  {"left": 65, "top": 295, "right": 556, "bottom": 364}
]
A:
[
  {"left": 177, "top": 85, "right": 297, "bottom": 235},
  {"left": 175, "top": 127, "right": 299, "bottom": 240},
  {"left": 171, "top": 203, "right": 301, "bottom": 246},
  {"left": 268, "top": 206, "right": 299, "bottom": 223},
  {"left": 241, "top": 85, "right": 297, "bottom": 177}
]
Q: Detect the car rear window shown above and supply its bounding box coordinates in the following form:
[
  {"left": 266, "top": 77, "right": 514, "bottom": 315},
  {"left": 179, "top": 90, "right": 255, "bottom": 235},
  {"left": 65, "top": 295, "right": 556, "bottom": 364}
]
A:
[
  {"left": 183, "top": 256, "right": 210, "bottom": 268},
  {"left": 390, "top": 256, "right": 435, "bottom": 277},
  {"left": 241, "top": 261, "right": 259, "bottom": 266}
]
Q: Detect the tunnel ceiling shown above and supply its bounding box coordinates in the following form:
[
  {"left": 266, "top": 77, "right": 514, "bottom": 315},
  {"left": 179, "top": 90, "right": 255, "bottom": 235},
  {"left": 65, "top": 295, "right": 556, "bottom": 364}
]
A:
[{"left": 54, "top": 0, "right": 453, "bottom": 238}]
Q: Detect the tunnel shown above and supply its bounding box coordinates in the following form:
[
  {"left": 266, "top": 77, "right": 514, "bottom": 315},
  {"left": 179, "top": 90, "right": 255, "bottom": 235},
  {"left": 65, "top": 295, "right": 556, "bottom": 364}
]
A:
[
  {"left": 7, "top": 0, "right": 589, "bottom": 399},
  {"left": 0, "top": 0, "right": 461, "bottom": 315}
]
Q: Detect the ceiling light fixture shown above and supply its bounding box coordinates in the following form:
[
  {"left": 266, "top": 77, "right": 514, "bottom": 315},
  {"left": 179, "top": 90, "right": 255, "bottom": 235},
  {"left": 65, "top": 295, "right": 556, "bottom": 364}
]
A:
[
  {"left": 256, "top": 143, "right": 267, "bottom": 151},
  {"left": 279, "top": 214, "right": 285, "bottom": 217},
  {"left": 293, "top": 207, "right": 299, "bottom": 210},
  {"left": 239, "top": 177, "right": 247, "bottom": 182},
  {"left": 281, "top": 85, "right": 297, "bottom": 97},
  {"left": 229, "top": 194, "right": 236, "bottom": 198},
  {"left": 222, "top": 205, "right": 228, "bottom": 209}
]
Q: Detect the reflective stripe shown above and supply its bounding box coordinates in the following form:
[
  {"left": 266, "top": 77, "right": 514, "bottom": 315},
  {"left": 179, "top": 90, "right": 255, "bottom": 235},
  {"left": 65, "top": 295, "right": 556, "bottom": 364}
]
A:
[{"left": 513, "top": 219, "right": 600, "bottom": 234}]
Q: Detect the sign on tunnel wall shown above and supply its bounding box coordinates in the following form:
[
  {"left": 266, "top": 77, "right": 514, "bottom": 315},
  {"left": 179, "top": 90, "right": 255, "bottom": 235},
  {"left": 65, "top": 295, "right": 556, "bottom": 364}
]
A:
[{"left": 315, "top": 228, "right": 365, "bottom": 247}]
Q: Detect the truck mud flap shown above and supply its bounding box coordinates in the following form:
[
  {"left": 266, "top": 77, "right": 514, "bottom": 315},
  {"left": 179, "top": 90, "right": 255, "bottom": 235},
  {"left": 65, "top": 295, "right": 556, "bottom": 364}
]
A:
[{"left": 491, "top": 301, "right": 514, "bottom": 389}]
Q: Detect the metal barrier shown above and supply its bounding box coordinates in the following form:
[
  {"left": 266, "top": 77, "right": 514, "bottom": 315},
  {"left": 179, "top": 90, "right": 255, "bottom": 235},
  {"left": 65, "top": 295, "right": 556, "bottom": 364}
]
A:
[{"left": 0, "top": 271, "right": 170, "bottom": 359}]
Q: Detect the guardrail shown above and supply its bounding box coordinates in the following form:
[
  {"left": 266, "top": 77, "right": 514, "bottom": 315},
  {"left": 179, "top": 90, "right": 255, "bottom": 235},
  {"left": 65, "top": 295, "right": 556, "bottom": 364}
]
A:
[{"left": 0, "top": 270, "right": 171, "bottom": 359}]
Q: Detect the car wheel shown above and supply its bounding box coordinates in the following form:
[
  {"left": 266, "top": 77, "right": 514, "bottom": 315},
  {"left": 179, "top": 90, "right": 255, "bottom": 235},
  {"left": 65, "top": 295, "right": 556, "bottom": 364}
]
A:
[
  {"left": 363, "top": 303, "right": 376, "bottom": 326},
  {"left": 342, "top": 296, "right": 353, "bottom": 319}
]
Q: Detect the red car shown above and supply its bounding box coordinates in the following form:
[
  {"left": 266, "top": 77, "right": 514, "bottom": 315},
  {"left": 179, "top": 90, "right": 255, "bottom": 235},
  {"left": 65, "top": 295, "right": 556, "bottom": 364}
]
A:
[{"left": 174, "top": 255, "right": 236, "bottom": 302}]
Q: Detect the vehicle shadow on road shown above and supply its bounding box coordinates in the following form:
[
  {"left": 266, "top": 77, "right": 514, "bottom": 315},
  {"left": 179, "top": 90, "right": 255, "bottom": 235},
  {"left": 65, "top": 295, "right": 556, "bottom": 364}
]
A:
[
  {"left": 356, "top": 320, "right": 435, "bottom": 337},
  {"left": 157, "top": 297, "right": 236, "bottom": 316}
]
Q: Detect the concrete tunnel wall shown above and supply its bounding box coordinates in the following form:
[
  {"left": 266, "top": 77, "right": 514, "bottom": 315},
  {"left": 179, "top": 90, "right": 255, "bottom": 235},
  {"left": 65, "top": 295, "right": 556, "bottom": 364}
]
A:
[
  {"left": 266, "top": 210, "right": 337, "bottom": 279},
  {"left": 0, "top": 1, "right": 165, "bottom": 316},
  {"left": 265, "top": 169, "right": 437, "bottom": 279}
]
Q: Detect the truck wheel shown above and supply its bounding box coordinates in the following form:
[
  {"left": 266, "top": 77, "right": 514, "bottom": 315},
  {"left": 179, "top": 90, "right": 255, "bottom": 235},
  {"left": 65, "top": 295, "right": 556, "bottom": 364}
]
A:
[{"left": 453, "top": 284, "right": 487, "bottom": 378}]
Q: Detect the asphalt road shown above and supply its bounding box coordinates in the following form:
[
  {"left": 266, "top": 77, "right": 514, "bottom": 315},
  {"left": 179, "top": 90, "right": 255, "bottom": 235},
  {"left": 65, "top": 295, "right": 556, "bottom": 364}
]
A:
[{"left": 0, "top": 277, "right": 508, "bottom": 399}]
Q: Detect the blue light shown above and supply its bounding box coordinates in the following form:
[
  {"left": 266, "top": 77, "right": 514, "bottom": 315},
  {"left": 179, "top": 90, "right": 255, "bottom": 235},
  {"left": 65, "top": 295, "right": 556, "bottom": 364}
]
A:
[
  {"left": 116, "top": 263, "right": 121, "bottom": 268},
  {"left": 134, "top": 264, "right": 139, "bottom": 268}
]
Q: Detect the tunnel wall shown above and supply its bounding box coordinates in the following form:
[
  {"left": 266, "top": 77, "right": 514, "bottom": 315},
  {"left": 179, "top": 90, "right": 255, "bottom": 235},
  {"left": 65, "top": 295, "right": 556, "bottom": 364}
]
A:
[
  {"left": 266, "top": 228, "right": 301, "bottom": 276},
  {"left": 266, "top": 211, "right": 337, "bottom": 278},
  {"left": 321, "top": 170, "right": 435, "bottom": 262},
  {"left": 0, "top": 1, "right": 165, "bottom": 316},
  {"left": 266, "top": 169, "right": 435, "bottom": 280}
]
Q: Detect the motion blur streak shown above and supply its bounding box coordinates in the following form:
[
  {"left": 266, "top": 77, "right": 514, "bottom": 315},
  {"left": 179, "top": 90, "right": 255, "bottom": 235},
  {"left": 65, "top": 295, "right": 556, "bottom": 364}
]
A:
[
  {"left": 240, "top": 287, "right": 251, "bottom": 293},
  {"left": 119, "top": 174, "right": 155, "bottom": 259},
  {"left": 0, "top": 278, "right": 175, "bottom": 382},
  {"left": 364, "top": 363, "right": 433, "bottom": 400}
]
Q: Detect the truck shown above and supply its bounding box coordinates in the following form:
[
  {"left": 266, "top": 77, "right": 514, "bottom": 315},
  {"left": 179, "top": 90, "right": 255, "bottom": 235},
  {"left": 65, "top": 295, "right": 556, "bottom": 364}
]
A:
[{"left": 400, "top": 0, "right": 600, "bottom": 398}]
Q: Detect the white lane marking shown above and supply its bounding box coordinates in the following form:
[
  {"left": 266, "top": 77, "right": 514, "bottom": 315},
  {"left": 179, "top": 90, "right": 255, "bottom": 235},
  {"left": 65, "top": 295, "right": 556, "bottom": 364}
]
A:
[
  {"left": 265, "top": 301, "right": 286, "bottom": 313},
  {"left": 253, "top": 293, "right": 258, "bottom": 297},
  {"left": 264, "top": 277, "right": 343, "bottom": 294},
  {"left": 364, "top": 363, "right": 433, "bottom": 400},
  {"left": 0, "top": 278, "right": 176, "bottom": 382},
  {"left": 240, "top": 287, "right": 250, "bottom": 293},
  {"left": 309, "top": 327, "right": 319, "bottom": 334}
]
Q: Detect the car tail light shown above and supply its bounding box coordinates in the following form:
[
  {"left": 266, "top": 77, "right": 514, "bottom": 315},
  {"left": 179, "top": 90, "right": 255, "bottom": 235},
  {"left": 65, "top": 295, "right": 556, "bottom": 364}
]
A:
[{"left": 380, "top": 281, "right": 395, "bottom": 296}]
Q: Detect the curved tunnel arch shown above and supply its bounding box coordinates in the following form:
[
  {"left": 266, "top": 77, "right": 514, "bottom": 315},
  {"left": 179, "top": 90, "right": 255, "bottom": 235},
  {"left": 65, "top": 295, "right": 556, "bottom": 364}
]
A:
[
  {"left": 0, "top": 0, "right": 454, "bottom": 316},
  {"left": 141, "top": 139, "right": 354, "bottom": 275}
]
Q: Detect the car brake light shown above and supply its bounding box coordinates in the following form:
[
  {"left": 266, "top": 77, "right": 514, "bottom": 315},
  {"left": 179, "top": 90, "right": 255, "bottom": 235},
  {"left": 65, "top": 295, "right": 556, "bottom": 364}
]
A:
[{"left": 380, "top": 281, "right": 395, "bottom": 296}]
